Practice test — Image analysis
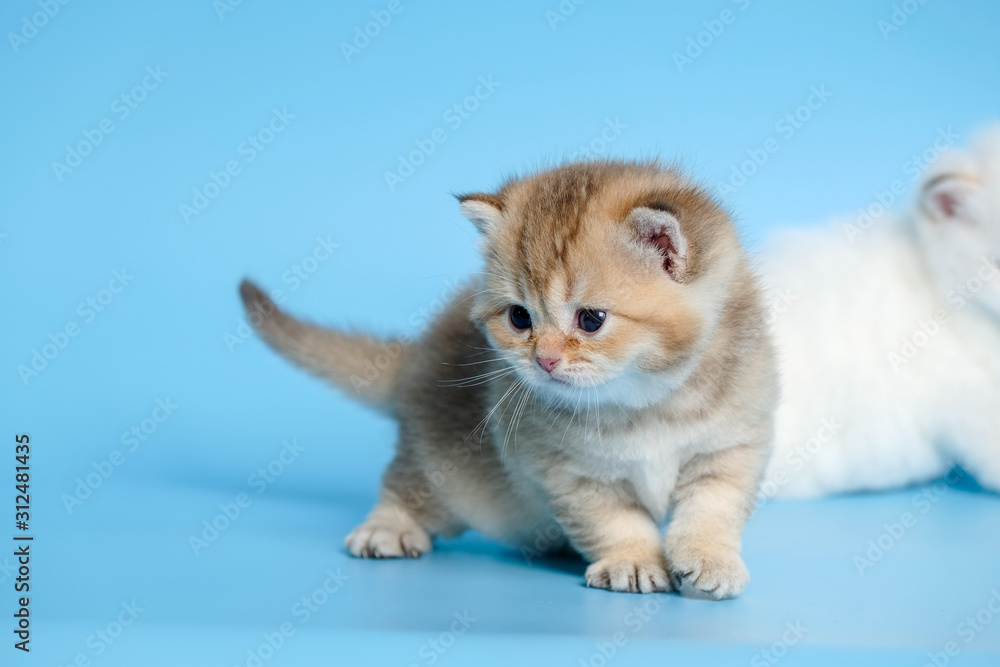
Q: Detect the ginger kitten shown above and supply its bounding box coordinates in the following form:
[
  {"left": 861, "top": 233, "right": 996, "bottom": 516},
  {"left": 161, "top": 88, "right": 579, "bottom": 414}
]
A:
[{"left": 241, "top": 160, "right": 778, "bottom": 598}]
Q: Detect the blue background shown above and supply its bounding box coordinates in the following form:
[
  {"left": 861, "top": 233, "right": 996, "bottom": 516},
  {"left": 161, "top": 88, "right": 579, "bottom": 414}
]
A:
[{"left": 3, "top": 0, "right": 1000, "bottom": 665}]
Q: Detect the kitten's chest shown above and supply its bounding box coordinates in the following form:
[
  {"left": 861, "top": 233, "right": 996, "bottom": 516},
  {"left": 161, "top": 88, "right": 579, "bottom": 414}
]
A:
[
  {"left": 627, "top": 457, "right": 680, "bottom": 523},
  {"left": 576, "top": 425, "right": 683, "bottom": 523}
]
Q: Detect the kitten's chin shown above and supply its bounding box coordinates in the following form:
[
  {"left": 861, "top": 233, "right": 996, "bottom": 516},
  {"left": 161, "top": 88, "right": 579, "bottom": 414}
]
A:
[{"left": 529, "top": 368, "right": 685, "bottom": 411}]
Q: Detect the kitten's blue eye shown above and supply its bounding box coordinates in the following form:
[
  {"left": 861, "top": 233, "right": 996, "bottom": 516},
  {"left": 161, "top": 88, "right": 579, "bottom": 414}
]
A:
[
  {"left": 509, "top": 305, "right": 532, "bottom": 331},
  {"left": 577, "top": 309, "right": 606, "bottom": 333}
]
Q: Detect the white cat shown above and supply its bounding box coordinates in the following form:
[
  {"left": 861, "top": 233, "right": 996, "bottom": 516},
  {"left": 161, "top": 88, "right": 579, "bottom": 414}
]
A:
[{"left": 761, "top": 124, "right": 1000, "bottom": 499}]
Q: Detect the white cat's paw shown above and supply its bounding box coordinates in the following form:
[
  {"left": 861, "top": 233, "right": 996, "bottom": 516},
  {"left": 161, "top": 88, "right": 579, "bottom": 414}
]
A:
[
  {"left": 345, "top": 521, "right": 432, "bottom": 559},
  {"left": 666, "top": 542, "right": 748, "bottom": 600},
  {"left": 585, "top": 554, "right": 671, "bottom": 594}
]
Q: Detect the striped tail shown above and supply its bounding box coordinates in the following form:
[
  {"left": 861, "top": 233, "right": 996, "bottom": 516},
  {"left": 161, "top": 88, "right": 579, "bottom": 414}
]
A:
[{"left": 239, "top": 279, "right": 409, "bottom": 412}]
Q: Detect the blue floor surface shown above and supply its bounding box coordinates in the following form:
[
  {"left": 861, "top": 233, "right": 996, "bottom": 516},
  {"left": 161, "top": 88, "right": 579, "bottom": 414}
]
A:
[{"left": 34, "top": 474, "right": 1000, "bottom": 666}]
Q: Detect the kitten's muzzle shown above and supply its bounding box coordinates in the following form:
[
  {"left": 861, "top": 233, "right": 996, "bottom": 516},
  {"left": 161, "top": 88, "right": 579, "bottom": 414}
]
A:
[{"left": 537, "top": 357, "right": 560, "bottom": 374}]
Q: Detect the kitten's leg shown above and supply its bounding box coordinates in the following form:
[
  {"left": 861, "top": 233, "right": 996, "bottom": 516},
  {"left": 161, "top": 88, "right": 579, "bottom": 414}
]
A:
[
  {"left": 548, "top": 479, "right": 670, "bottom": 594},
  {"left": 345, "top": 453, "right": 462, "bottom": 559},
  {"left": 345, "top": 495, "right": 432, "bottom": 558},
  {"left": 665, "top": 443, "right": 766, "bottom": 600}
]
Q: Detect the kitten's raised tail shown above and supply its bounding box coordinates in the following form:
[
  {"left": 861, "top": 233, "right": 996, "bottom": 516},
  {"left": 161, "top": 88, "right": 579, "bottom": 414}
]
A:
[{"left": 239, "top": 280, "right": 408, "bottom": 412}]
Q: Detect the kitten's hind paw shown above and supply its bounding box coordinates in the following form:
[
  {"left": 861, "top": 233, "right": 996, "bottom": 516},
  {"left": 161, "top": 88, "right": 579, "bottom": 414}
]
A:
[
  {"left": 345, "top": 521, "right": 432, "bottom": 559},
  {"left": 585, "top": 554, "right": 671, "bottom": 594}
]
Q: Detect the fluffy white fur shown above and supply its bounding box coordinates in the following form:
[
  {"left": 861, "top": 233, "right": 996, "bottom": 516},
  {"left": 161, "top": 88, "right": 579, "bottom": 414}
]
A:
[{"left": 762, "top": 124, "right": 1000, "bottom": 498}]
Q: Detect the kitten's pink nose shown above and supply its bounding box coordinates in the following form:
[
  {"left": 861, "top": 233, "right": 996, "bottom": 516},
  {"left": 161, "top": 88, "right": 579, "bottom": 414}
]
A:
[{"left": 537, "top": 357, "right": 560, "bottom": 373}]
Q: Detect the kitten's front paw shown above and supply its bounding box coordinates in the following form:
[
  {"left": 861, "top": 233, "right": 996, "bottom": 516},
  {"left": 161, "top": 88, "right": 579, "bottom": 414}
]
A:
[
  {"left": 666, "top": 541, "right": 748, "bottom": 600},
  {"left": 345, "top": 521, "right": 432, "bottom": 559},
  {"left": 585, "top": 554, "right": 671, "bottom": 594}
]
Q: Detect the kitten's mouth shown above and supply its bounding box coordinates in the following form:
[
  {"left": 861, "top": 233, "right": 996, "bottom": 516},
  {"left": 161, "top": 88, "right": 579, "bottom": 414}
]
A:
[{"left": 536, "top": 369, "right": 580, "bottom": 388}]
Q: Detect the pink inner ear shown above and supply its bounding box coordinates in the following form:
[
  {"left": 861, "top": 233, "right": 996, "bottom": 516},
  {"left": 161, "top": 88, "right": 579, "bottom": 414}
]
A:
[
  {"left": 935, "top": 191, "right": 958, "bottom": 217},
  {"left": 650, "top": 232, "right": 676, "bottom": 272}
]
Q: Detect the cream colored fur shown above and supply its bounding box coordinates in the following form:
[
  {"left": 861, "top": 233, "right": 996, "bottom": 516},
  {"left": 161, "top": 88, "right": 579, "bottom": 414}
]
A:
[{"left": 241, "top": 160, "right": 777, "bottom": 598}]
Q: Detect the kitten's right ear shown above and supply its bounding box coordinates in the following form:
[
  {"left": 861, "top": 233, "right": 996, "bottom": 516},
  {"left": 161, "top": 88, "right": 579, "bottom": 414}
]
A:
[
  {"left": 629, "top": 205, "right": 689, "bottom": 281},
  {"left": 920, "top": 173, "right": 983, "bottom": 223},
  {"left": 457, "top": 193, "right": 504, "bottom": 235}
]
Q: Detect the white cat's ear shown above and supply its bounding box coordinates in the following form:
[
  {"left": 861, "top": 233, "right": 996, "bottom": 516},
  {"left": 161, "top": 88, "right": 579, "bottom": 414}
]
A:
[
  {"left": 921, "top": 173, "right": 983, "bottom": 223},
  {"left": 457, "top": 193, "right": 504, "bottom": 235},
  {"left": 630, "top": 205, "right": 689, "bottom": 280}
]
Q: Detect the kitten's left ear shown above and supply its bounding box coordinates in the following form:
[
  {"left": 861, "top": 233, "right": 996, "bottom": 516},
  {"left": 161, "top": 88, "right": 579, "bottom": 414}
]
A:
[
  {"left": 921, "top": 173, "right": 983, "bottom": 223},
  {"left": 457, "top": 192, "right": 504, "bottom": 235},
  {"left": 629, "top": 205, "right": 689, "bottom": 280}
]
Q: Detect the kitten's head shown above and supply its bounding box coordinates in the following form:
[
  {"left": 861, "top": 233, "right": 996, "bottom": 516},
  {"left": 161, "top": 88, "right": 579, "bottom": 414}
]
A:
[
  {"left": 460, "top": 160, "right": 746, "bottom": 409},
  {"left": 915, "top": 124, "right": 1000, "bottom": 318}
]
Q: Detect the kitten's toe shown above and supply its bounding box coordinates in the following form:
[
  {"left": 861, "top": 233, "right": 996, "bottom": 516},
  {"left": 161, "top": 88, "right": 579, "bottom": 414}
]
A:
[
  {"left": 585, "top": 554, "right": 671, "bottom": 594},
  {"left": 400, "top": 530, "right": 432, "bottom": 558},
  {"left": 666, "top": 542, "right": 748, "bottom": 600},
  {"left": 345, "top": 522, "right": 431, "bottom": 559}
]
